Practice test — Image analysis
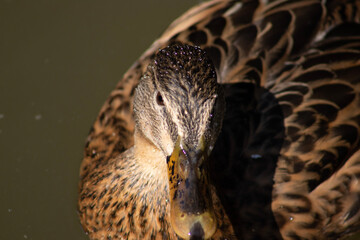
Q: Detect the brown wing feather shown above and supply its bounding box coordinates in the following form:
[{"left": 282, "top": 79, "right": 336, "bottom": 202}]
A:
[{"left": 271, "top": 16, "right": 360, "bottom": 240}]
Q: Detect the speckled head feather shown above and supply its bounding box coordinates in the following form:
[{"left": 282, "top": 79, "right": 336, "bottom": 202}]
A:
[
  {"left": 153, "top": 43, "right": 218, "bottom": 101},
  {"left": 135, "top": 43, "right": 225, "bottom": 155}
]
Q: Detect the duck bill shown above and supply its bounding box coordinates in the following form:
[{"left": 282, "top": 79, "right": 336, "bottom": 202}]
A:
[{"left": 167, "top": 137, "right": 217, "bottom": 240}]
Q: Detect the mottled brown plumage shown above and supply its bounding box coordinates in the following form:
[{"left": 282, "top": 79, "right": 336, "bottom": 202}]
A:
[{"left": 78, "top": 0, "right": 360, "bottom": 239}]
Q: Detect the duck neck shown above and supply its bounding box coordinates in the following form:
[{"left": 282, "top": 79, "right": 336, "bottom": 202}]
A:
[
  {"left": 133, "top": 129, "right": 169, "bottom": 177},
  {"left": 120, "top": 129, "right": 176, "bottom": 238}
]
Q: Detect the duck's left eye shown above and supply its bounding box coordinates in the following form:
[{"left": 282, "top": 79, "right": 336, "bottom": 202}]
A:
[{"left": 156, "top": 92, "right": 165, "bottom": 106}]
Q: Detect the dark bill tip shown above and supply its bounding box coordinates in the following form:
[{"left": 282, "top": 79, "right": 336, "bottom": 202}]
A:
[{"left": 189, "top": 222, "right": 205, "bottom": 240}]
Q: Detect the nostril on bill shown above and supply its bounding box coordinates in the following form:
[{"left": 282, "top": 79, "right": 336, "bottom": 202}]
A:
[{"left": 189, "top": 222, "right": 205, "bottom": 240}]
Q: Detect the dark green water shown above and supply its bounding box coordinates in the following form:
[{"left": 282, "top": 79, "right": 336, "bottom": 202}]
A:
[
  {"left": 0, "top": 1, "right": 193, "bottom": 239},
  {"left": 1, "top": 1, "right": 359, "bottom": 239}
]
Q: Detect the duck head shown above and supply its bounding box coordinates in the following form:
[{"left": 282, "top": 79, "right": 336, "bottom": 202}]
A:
[{"left": 134, "top": 43, "right": 225, "bottom": 239}]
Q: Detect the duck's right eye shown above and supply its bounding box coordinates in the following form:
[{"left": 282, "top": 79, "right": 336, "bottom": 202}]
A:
[{"left": 156, "top": 92, "right": 165, "bottom": 106}]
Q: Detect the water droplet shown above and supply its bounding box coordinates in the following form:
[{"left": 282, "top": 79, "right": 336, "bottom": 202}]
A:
[
  {"left": 182, "top": 149, "right": 187, "bottom": 156},
  {"left": 209, "top": 145, "right": 214, "bottom": 152},
  {"left": 34, "top": 114, "right": 42, "bottom": 120},
  {"left": 24, "top": 235, "right": 28, "bottom": 239},
  {"left": 289, "top": 216, "right": 294, "bottom": 221},
  {"left": 251, "top": 154, "right": 262, "bottom": 159}
]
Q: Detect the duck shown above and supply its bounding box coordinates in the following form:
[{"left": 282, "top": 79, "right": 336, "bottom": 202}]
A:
[{"left": 78, "top": 0, "right": 360, "bottom": 239}]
